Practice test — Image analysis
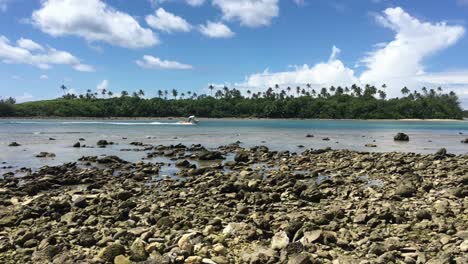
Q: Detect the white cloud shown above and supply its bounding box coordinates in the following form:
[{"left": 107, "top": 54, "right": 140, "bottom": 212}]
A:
[
  {"left": 148, "top": 0, "right": 205, "bottom": 7},
  {"left": 32, "top": 0, "right": 158, "bottom": 49},
  {"left": 17, "top": 38, "right": 44, "bottom": 51},
  {"left": 186, "top": 0, "right": 205, "bottom": 6},
  {"left": 359, "top": 7, "right": 465, "bottom": 97},
  {"left": 293, "top": 0, "right": 306, "bottom": 6},
  {"left": 136, "top": 55, "right": 193, "bottom": 70},
  {"left": 0, "top": 0, "right": 10, "bottom": 12},
  {"left": 212, "top": 0, "right": 279, "bottom": 27},
  {"left": 199, "top": 21, "right": 234, "bottom": 38},
  {"left": 235, "top": 7, "right": 468, "bottom": 108},
  {"left": 239, "top": 46, "right": 357, "bottom": 93},
  {"left": 40, "top": 74, "right": 49, "bottom": 80},
  {"left": 96, "top": 79, "right": 109, "bottom": 91},
  {"left": 15, "top": 92, "right": 34, "bottom": 102},
  {"left": 0, "top": 35, "right": 94, "bottom": 72},
  {"left": 146, "top": 8, "right": 192, "bottom": 33}
]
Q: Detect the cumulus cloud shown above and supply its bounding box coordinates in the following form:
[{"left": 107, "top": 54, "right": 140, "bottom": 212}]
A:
[
  {"left": 17, "top": 38, "right": 44, "bottom": 51},
  {"left": 96, "top": 79, "right": 109, "bottom": 92},
  {"left": 148, "top": 0, "right": 205, "bottom": 6},
  {"left": 136, "top": 55, "right": 193, "bottom": 70},
  {"left": 40, "top": 74, "right": 49, "bottom": 80},
  {"left": 212, "top": 0, "right": 279, "bottom": 27},
  {"left": 0, "top": 35, "right": 94, "bottom": 71},
  {"left": 199, "top": 21, "right": 234, "bottom": 38},
  {"left": 32, "top": 0, "right": 158, "bottom": 49},
  {"left": 359, "top": 7, "right": 465, "bottom": 97},
  {"left": 239, "top": 46, "right": 357, "bottom": 92},
  {"left": 146, "top": 8, "right": 192, "bottom": 33},
  {"left": 236, "top": 7, "right": 468, "bottom": 107}
]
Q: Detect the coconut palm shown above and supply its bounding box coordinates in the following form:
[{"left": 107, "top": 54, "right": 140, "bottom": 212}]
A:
[
  {"left": 138, "top": 89, "right": 145, "bottom": 97},
  {"left": 209, "top": 85, "right": 214, "bottom": 96},
  {"left": 172, "top": 89, "right": 178, "bottom": 99},
  {"left": 121, "top": 91, "right": 128, "bottom": 97},
  {"left": 60, "top": 84, "right": 67, "bottom": 95},
  {"left": 401, "top": 86, "right": 410, "bottom": 96},
  {"left": 157, "top": 90, "right": 163, "bottom": 98}
]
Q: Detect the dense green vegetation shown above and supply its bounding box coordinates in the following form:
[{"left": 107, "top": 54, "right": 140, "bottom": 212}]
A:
[{"left": 0, "top": 84, "right": 464, "bottom": 119}]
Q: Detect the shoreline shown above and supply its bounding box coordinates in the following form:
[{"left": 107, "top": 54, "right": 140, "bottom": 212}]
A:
[
  {"left": 0, "top": 116, "right": 466, "bottom": 122},
  {"left": 0, "top": 144, "right": 466, "bottom": 263}
]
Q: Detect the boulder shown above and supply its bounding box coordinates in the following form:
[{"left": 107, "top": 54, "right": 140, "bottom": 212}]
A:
[
  {"left": 435, "top": 148, "right": 447, "bottom": 156},
  {"left": 72, "top": 142, "right": 81, "bottom": 148},
  {"left": 305, "top": 134, "right": 314, "bottom": 138},
  {"left": 461, "top": 138, "right": 468, "bottom": 144},
  {"left": 365, "top": 143, "right": 377, "bottom": 148},
  {"left": 8, "top": 142, "right": 20, "bottom": 147},
  {"left": 394, "top": 133, "right": 409, "bottom": 141},
  {"left": 97, "top": 140, "right": 113, "bottom": 147},
  {"left": 394, "top": 184, "right": 416, "bottom": 197},
  {"left": 97, "top": 155, "right": 128, "bottom": 164}
]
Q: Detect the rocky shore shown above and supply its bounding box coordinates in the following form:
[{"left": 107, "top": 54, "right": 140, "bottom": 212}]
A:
[{"left": 0, "top": 142, "right": 467, "bottom": 264}]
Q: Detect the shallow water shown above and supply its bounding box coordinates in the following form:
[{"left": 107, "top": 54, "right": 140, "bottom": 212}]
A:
[{"left": 1, "top": 118, "right": 467, "bottom": 174}]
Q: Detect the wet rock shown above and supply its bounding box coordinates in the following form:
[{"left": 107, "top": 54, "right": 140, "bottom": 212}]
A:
[
  {"left": 305, "top": 134, "right": 314, "bottom": 138},
  {"left": 97, "top": 155, "right": 128, "bottom": 164},
  {"left": 198, "top": 151, "right": 223, "bottom": 160},
  {"left": 435, "top": 148, "right": 447, "bottom": 156},
  {"left": 241, "top": 244, "right": 277, "bottom": 263},
  {"left": 365, "top": 143, "right": 377, "bottom": 148},
  {"left": 394, "top": 132, "right": 409, "bottom": 141},
  {"left": 461, "top": 138, "right": 468, "bottom": 143},
  {"left": 8, "top": 142, "right": 20, "bottom": 147},
  {"left": 98, "top": 243, "right": 126, "bottom": 262},
  {"left": 300, "top": 185, "right": 323, "bottom": 202},
  {"left": 72, "top": 142, "right": 81, "bottom": 148},
  {"left": 97, "top": 139, "right": 113, "bottom": 147},
  {"left": 35, "top": 152, "right": 56, "bottom": 158},
  {"left": 234, "top": 152, "right": 250, "bottom": 163},
  {"left": 175, "top": 159, "right": 191, "bottom": 168}
]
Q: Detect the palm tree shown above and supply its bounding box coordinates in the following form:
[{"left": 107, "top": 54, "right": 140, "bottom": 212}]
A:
[
  {"left": 401, "top": 86, "right": 410, "bottom": 96},
  {"left": 107, "top": 91, "right": 113, "bottom": 97},
  {"left": 138, "top": 89, "right": 145, "bottom": 97},
  {"left": 187, "top": 91, "right": 192, "bottom": 98},
  {"left": 296, "top": 86, "right": 301, "bottom": 96},
  {"left": 275, "top": 84, "right": 280, "bottom": 92},
  {"left": 320, "top": 87, "right": 328, "bottom": 98},
  {"left": 181, "top": 92, "right": 185, "bottom": 99},
  {"left": 421, "top": 87, "right": 428, "bottom": 95},
  {"left": 437, "top": 86, "right": 443, "bottom": 93},
  {"left": 192, "top": 92, "right": 198, "bottom": 99},
  {"left": 121, "top": 90, "right": 128, "bottom": 97},
  {"left": 101, "top": 88, "right": 107, "bottom": 97},
  {"left": 247, "top": 90, "right": 251, "bottom": 98},
  {"left": 132, "top": 91, "right": 139, "bottom": 97},
  {"left": 157, "top": 89, "right": 163, "bottom": 98},
  {"left": 215, "top": 90, "right": 222, "bottom": 99},
  {"left": 311, "top": 89, "right": 316, "bottom": 97},
  {"left": 172, "top": 89, "right": 178, "bottom": 99},
  {"left": 286, "top": 86, "right": 291, "bottom": 95},
  {"left": 164, "top": 90, "right": 168, "bottom": 99},
  {"left": 60, "top": 84, "right": 67, "bottom": 95},
  {"left": 378, "top": 90, "right": 387, "bottom": 100},
  {"left": 306, "top": 83, "right": 311, "bottom": 93},
  {"left": 209, "top": 85, "right": 214, "bottom": 96}
]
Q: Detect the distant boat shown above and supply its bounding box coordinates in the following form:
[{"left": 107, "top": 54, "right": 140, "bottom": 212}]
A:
[{"left": 179, "top": 115, "right": 199, "bottom": 125}]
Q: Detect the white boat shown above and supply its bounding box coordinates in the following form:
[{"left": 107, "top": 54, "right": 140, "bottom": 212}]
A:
[{"left": 179, "top": 115, "right": 199, "bottom": 124}]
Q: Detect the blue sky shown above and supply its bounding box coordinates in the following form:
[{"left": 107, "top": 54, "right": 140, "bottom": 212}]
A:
[{"left": 1, "top": 0, "right": 468, "bottom": 107}]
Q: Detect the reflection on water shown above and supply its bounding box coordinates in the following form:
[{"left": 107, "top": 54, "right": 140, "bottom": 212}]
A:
[{"left": 1, "top": 118, "right": 467, "bottom": 175}]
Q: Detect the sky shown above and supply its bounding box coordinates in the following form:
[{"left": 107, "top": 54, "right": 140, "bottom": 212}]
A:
[{"left": 1, "top": 0, "right": 468, "bottom": 108}]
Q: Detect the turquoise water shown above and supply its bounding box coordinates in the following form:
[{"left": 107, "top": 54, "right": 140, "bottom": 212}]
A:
[{"left": 1, "top": 118, "right": 467, "bottom": 174}]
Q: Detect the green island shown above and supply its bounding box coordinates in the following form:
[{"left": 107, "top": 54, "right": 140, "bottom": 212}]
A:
[{"left": 0, "top": 84, "right": 465, "bottom": 119}]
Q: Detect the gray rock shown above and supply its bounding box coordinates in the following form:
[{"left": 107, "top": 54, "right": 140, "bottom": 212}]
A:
[{"left": 394, "top": 132, "right": 409, "bottom": 141}]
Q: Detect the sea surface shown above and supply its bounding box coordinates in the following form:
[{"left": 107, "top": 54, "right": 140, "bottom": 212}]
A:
[{"left": 1, "top": 118, "right": 467, "bottom": 175}]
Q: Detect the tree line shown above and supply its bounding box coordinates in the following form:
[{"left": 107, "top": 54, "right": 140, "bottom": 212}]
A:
[{"left": 0, "top": 84, "right": 465, "bottom": 119}]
